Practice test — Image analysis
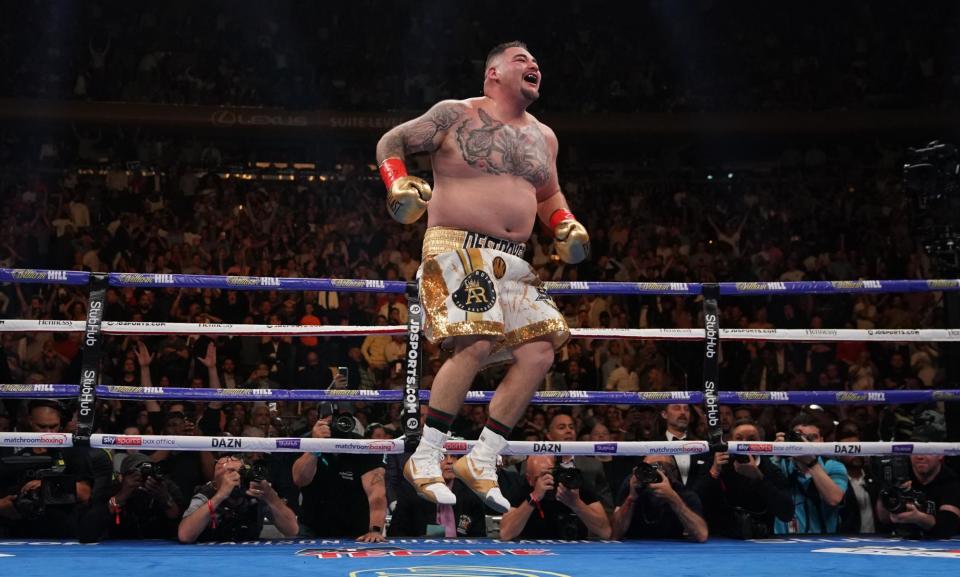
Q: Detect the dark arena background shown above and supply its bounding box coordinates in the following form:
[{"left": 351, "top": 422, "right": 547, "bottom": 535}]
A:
[{"left": 1, "top": 2, "right": 960, "bottom": 576}]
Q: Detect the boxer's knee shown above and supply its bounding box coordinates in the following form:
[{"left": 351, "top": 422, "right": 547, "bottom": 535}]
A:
[
  {"left": 512, "top": 339, "right": 554, "bottom": 376},
  {"left": 451, "top": 335, "right": 494, "bottom": 363}
]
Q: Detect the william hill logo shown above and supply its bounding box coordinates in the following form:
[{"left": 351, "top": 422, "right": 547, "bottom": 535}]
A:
[
  {"left": 226, "top": 276, "right": 280, "bottom": 287},
  {"left": 736, "top": 282, "right": 785, "bottom": 291},
  {"left": 12, "top": 269, "right": 67, "bottom": 281},
  {"left": 927, "top": 280, "right": 960, "bottom": 289},
  {"left": 452, "top": 270, "right": 496, "bottom": 313},
  {"left": 117, "top": 273, "right": 175, "bottom": 285}
]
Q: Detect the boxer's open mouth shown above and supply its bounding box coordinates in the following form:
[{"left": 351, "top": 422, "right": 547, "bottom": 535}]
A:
[{"left": 523, "top": 73, "right": 539, "bottom": 85}]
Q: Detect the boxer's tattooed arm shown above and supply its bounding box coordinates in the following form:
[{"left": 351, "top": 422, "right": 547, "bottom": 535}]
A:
[
  {"left": 455, "top": 108, "right": 551, "bottom": 187},
  {"left": 376, "top": 101, "right": 464, "bottom": 161}
]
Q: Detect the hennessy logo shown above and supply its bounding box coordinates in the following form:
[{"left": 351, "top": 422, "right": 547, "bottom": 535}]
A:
[{"left": 492, "top": 256, "right": 506, "bottom": 279}]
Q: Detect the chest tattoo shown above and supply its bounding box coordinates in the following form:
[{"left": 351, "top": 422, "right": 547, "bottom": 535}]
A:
[{"left": 455, "top": 108, "right": 551, "bottom": 187}]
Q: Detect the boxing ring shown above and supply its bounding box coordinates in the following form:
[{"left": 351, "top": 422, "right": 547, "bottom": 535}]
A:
[
  {"left": 1, "top": 536, "right": 958, "bottom": 577},
  {"left": 2, "top": 268, "right": 960, "bottom": 576}
]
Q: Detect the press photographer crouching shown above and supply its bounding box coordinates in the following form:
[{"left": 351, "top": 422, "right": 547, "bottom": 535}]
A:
[
  {"left": 611, "top": 455, "right": 708, "bottom": 542},
  {"left": 499, "top": 455, "right": 611, "bottom": 540},
  {"left": 178, "top": 455, "right": 298, "bottom": 543},
  {"left": 0, "top": 401, "right": 113, "bottom": 540},
  {"left": 690, "top": 419, "right": 793, "bottom": 539},
  {"left": 874, "top": 440, "right": 960, "bottom": 539},
  {"left": 292, "top": 413, "right": 388, "bottom": 542},
  {"left": 98, "top": 454, "right": 184, "bottom": 540}
]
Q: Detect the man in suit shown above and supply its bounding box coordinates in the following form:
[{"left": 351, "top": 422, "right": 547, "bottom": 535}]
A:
[
  {"left": 659, "top": 404, "right": 710, "bottom": 487},
  {"left": 388, "top": 454, "right": 487, "bottom": 537}
]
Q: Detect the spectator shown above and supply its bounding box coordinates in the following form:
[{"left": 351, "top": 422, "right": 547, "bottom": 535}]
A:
[{"left": 388, "top": 455, "right": 487, "bottom": 537}]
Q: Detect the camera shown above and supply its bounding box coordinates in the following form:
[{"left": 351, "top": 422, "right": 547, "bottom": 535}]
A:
[
  {"left": 331, "top": 413, "right": 361, "bottom": 439},
  {"left": 732, "top": 454, "right": 752, "bottom": 464},
  {"left": 134, "top": 460, "right": 160, "bottom": 484},
  {"left": 551, "top": 466, "right": 583, "bottom": 490},
  {"left": 879, "top": 486, "right": 934, "bottom": 515},
  {"left": 2, "top": 455, "right": 77, "bottom": 520},
  {"left": 874, "top": 455, "right": 910, "bottom": 487},
  {"left": 633, "top": 461, "right": 663, "bottom": 489},
  {"left": 786, "top": 430, "right": 805, "bottom": 443},
  {"left": 231, "top": 461, "right": 270, "bottom": 499},
  {"left": 730, "top": 507, "right": 770, "bottom": 540}
]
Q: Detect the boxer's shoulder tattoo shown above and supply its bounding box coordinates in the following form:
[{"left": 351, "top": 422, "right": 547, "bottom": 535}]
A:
[
  {"left": 455, "top": 108, "right": 551, "bottom": 187},
  {"left": 402, "top": 101, "right": 466, "bottom": 154}
]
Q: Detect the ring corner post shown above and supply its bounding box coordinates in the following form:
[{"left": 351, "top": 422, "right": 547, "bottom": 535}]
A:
[
  {"left": 701, "top": 283, "right": 726, "bottom": 453},
  {"left": 402, "top": 281, "right": 424, "bottom": 452},
  {"left": 74, "top": 272, "right": 108, "bottom": 446}
]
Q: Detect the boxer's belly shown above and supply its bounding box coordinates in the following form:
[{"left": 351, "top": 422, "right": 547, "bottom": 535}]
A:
[{"left": 427, "top": 174, "right": 539, "bottom": 243}]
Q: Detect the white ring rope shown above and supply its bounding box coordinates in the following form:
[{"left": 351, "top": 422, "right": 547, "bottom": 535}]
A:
[
  {"left": 3, "top": 433, "right": 959, "bottom": 457},
  {"left": 1, "top": 319, "right": 958, "bottom": 342}
]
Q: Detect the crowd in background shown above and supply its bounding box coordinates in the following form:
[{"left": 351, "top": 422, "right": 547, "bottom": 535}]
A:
[
  {"left": 0, "top": 135, "right": 948, "bottom": 447},
  {"left": 1, "top": 0, "right": 959, "bottom": 113}
]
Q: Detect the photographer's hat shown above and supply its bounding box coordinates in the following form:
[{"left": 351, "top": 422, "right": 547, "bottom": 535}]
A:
[{"left": 120, "top": 453, "right": 152, "bottom": 475}]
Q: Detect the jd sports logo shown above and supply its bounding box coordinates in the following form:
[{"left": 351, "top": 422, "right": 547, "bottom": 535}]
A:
[{"left": 453, "top": 270, "right": 496, "bottom": 313}]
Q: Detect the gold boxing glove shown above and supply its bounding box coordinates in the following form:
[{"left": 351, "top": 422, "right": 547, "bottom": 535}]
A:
[
  {"left": 550, "top": 209, "right": 590, "bottom": 264},
  {"left": 380, "top": 158, "right": 432, "bottom": 224}
]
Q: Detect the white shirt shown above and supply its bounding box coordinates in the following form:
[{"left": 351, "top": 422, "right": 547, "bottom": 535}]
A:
[
  {"left": 848, "top": 474, "right": 876, "bottom": 533},
  {"left": 666, "top": 430, "right": 691, "bottom": 485}
]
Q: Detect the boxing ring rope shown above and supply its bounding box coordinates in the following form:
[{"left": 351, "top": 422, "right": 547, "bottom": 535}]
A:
[
  {"left": 2, "top": 319, "right": 959, "bottom": 342},
  {"left": 2, "top": 267, "right": 960, "bottom": 295},
  {"left": 3, "top": 431, "right": 959, "bottom": 458},
  {"left": 2, "top": 266, "right": 960, "bottom": 458},
  {"left": 2, "top": 384, "right": 959, "bottom": 405}
]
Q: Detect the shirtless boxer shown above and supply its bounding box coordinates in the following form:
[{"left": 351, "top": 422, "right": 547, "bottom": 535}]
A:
[{"left": 375, "top": 41, "right": 589, "bottom": 512}]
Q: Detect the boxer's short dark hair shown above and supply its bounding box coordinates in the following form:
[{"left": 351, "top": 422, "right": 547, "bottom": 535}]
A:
[{"left": 486, "top": 41, "right": 528, "bottom": 69}]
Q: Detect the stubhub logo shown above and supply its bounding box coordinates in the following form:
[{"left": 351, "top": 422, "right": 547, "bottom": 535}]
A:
[
  {"left": 275, "top": 439, "right": 301, "bottom": 449},
  {"left": 892, "top": 444, "right": 914, "bottom": 454},
  {"left": 593, "top": 443, "right": 617, "bottom": 454}
]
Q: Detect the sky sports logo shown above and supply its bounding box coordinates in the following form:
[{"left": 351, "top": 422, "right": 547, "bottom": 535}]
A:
[
  {"left": 736, "top": 443, "right": 773, "bottom": 452},
  {"left": 102, "top": 436, "right": 142, "bottom": 446},
  {"left": 275, "top": 439, "right": 301, "bottom": 449},
  {"left": 593, "top": 443, "right": 617, "bottom": 454}
]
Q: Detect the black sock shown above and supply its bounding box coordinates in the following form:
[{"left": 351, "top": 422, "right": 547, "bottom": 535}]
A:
[
  {"left": 485, "top": 416, "right": 512, "bottom": 438},
  {"left": 425, "top": 406, "right": 455, "bottom": 432}
]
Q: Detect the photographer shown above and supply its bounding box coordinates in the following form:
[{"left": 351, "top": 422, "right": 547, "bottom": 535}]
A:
[
  {"left": 0, "top": 401, "right": 113, "bottom": 540},
  {"left": 875, "top": 451, "right": 960, "bottom": 539},
  {"left": 773, "top": 413, "right": 848, "bottom": 534},
  {"left": 499, "top": 455, "right": 611, "bottom": 540},
  {"left": 96, "top": 453, "right": 184, "bottom": 540},
  {"left": 690, "top": 419, "right": 793, "bottom": 539},
  {"left": 292, "top": 414, "right": 387, "bottom": 541},
  {"left": 611, "top": 455, "right": 708, "bottom": 542},
  {"left": 178, "top": 455, "right": 298, "bottom": 543}
]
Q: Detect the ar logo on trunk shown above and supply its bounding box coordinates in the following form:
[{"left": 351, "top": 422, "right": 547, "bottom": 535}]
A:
[{"left": 453, "top": 270, "right": 496, "bottom": 313}]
